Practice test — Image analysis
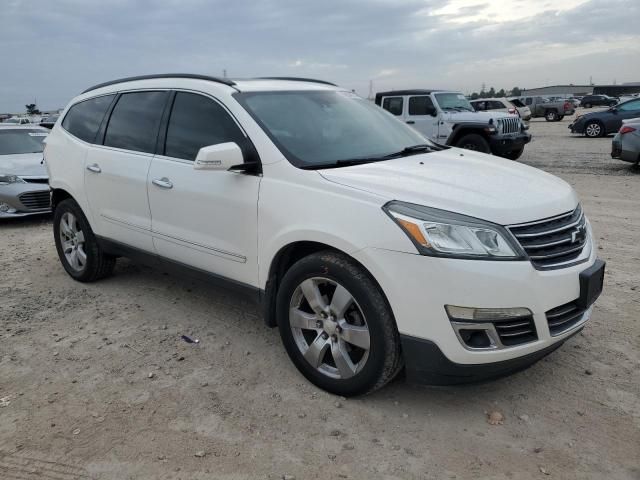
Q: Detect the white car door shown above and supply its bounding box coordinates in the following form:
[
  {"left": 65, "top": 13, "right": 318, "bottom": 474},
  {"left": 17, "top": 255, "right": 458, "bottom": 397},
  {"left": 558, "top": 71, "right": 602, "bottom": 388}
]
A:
[
  {"left": 84, "top": 90, "right": 169, "bottom": 252},
  {"left": 147, "top": 91, "right": 261, "bottom": 286},
  {"left": 405, "top": 95, "right": 439, "bottom": 141}
]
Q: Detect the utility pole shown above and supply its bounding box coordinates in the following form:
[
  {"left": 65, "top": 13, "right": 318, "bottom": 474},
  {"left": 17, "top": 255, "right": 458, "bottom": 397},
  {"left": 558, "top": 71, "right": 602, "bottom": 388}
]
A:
[{"left": 223, "top": 69, "right": 227, "bottom": 78}]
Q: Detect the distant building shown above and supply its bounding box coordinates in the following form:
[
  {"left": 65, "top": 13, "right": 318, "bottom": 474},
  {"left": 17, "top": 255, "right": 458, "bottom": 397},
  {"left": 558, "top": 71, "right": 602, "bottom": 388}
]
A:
[{"left": 522, "top": 83, "right": 640, "bottom": 97}]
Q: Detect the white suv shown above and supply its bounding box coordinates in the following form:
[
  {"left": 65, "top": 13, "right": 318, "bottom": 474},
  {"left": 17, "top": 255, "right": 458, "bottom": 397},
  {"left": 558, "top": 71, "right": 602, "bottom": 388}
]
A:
[{"left": 45, "top": 74, "right": 605, "bottom": 396}]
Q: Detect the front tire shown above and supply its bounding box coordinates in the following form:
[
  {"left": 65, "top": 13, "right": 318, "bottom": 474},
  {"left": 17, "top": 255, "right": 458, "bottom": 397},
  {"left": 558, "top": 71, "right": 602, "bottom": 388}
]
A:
[
  {"left": 584, "top": 103, "right": 592, "bottom": 108},
  {"left": 584, "top": 121, "right": 604, "bottom": 138},
  {"left": 276, "top": 251, "right": 403, "bottom": 396},
  {"left": 455, "top": 133, "right": 491, "bottom": 154},
  {"left": 54, "top": 199, "right": 116, "bottom": 282}
]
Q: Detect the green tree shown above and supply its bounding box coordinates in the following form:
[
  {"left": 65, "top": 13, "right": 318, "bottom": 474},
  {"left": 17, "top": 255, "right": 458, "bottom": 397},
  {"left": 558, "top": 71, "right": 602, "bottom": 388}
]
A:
[
  {"left": 496, "top": 88, "right": 506, "bottom": 98},
  {"left": 488, "top": 87, "right": 496, "bottom": 98},
  {"left": 511, "top": 86, "right": 522, "bottom": 96},
  {"left": 25, "top": 103, "right": 41, "bottom": 115}
]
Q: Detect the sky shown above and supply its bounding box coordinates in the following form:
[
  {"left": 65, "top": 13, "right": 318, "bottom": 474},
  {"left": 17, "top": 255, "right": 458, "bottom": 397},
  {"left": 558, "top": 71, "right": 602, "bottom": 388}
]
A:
[{"left": 1, "top": 0, "right": 639, "bottom": 112}]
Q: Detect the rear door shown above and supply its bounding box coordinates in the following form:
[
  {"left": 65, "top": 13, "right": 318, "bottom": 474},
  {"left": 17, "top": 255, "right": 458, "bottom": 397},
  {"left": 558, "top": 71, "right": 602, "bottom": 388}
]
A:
[
  {"left": 84, "top": 90, "right": 168, "bottom": 251},
  {"left": 406, "top": 95, "right": 438, "bottom": 141},
  {"left": 147, "top": 91, "right": 261, "bottom": 285}
]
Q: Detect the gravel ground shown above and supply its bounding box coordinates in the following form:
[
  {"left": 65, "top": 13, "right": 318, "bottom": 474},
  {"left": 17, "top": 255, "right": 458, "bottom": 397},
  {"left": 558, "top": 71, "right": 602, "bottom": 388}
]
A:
[{"left": 1, "top": 111, "right": 639, "bottom": 480}]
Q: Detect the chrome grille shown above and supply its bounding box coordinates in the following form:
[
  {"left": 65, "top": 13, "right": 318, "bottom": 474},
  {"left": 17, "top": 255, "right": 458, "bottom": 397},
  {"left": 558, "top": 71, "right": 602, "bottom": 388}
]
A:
[
  {"left": 493, "top": 315, "right": 538, "bottom": 346},
  {"left": 18, "top": 190, "right": 51, "bottom": 211},
  {"left": 546, "top": 300, "right": 587, "bottom": 336},
  {"left": 498, "top": 117, "right": 520, "bottom": 134},
  {"left": 508, "top": 206, "right": 587, "bottom": 269}
]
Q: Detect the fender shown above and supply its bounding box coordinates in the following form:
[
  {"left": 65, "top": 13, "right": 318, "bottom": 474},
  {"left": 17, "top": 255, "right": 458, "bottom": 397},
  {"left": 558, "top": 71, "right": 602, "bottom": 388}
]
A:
[{"left": 446, "top": 122, "right": 492, "bottom": 145}]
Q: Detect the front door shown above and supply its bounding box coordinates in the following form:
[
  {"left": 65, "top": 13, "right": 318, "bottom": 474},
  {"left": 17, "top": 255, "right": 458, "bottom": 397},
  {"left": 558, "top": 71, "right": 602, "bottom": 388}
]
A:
[
  {"left": 609, "top": 99, "right": 640, "bottom": 132},
  {"left": 148, "top": 91, "right": 261, "bottom": 286},
  {"left": 84, "top": 91, "right": 168, "bottom": 252}
]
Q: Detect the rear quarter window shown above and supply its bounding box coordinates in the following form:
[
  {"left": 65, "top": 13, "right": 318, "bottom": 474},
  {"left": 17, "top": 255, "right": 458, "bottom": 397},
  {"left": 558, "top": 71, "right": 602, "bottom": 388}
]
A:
[
  {"left": 382, "top": 97, "right": 403, "bottom": 116},
  {"left": 62, "top": 95, "right": 115, "bottom": 143}
]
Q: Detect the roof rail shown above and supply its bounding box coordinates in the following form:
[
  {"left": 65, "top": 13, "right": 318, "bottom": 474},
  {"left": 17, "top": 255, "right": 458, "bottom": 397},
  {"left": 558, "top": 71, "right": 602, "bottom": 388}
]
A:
[
  {"left": 256, "top": 77, "right": 337, "bottom": 87},
  {"left": 81, "top": 73, "right": 236, "bottom": 94}
]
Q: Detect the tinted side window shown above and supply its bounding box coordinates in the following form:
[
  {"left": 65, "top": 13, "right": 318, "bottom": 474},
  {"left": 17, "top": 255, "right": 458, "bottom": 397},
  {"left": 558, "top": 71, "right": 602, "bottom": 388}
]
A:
[
  {"left": 104, "top": 91, "right": 167, "bottom": 153},
  {"left": 62, "top": 95, "right": 114, "bottom": 143},
  {"left": 382, "top": 97, "right": 403, "bottom": 116},
  {"left": 619, "top": 99, "right": 640, "bottom": 111},
  {"left": 525, "top": 98, "right": 532, "bottom": 105},
  {"left": 164, "top": 92, "right": 246, "bottom": 161},
  {"left": 408, "top": 96, "right": 434, "bottom": 115},
  {"left": 488, "top": 101, "right": 505, "bottom": 110}
]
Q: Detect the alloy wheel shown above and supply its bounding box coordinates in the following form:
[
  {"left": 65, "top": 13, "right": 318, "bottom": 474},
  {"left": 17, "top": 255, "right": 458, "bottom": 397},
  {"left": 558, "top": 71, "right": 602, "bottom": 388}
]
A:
[
  {"left": 585, "top": 123, "right": 602, "bottom": 138},
  {"left": 59, "top": 212, "right": 87, "bottom": 271},
  {"left": 289, "top": 277, "right": 371, "bottom": 379}
]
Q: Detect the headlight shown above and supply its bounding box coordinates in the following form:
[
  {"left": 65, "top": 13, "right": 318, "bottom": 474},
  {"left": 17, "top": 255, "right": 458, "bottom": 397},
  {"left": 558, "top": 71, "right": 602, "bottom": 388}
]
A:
[
  {"left": 383, "top": 201, "right": 525, "bottom": 260},
  {"left": 0, "top": 174, "right": 26, "bottom": 185}
]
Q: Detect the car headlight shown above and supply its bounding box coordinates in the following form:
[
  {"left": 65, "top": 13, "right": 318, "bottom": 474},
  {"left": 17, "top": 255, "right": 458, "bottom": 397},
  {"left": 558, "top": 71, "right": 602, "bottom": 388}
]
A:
[
  {"left": 383, "top": 201, "right": 525, "bottom": 260},
  {"left": 0, "top": 174, "right": 26, "bottom": 185}
]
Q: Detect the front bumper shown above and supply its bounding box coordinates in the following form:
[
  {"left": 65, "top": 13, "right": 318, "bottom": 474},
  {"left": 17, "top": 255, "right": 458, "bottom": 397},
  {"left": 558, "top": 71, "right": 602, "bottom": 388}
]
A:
[
  {"left": 353, "top": 240, "right": 600, "bottom": 375},
  {"left": 569, "top": 121, "right": 585, "bottom": 134},
  {"left": 489, "top": 131, "right": 531, "bottom": 154},
  {"left": 0, "top": 182, "right": 51, "bottom": 218},
  {"left": 400, "top": 331, "right": 575, "bottom": 385}
]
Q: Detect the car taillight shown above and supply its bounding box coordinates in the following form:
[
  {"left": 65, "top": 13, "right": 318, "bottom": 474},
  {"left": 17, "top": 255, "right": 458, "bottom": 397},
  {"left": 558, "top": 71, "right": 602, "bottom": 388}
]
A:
[
  {"left": 620, "top": 125, "right": 636, "bottom": 134},
  {"left": 563, "top": 101, "right": 571, "bottom": 110}
]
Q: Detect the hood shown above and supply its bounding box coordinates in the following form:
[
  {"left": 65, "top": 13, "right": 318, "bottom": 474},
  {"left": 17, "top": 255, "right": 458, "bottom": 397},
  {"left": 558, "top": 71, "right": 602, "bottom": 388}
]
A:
[
  {"left": 319, "top": 148, "right": 577, "bottom": 225},
  {"left": 442, "top": 110, "right": 512, "bottom": 124},
  {"left": 0, "top": 153, "right": 48, "bottom": 178},
  {"left": 577, "top": 109, "right": 613, "bottom": 121}
]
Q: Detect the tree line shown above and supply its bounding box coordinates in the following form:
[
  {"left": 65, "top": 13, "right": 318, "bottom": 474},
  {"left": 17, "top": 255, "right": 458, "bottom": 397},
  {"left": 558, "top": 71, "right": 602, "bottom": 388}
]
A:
[{"left": 469, "top": 87, "right": 522, "bottom": 100}]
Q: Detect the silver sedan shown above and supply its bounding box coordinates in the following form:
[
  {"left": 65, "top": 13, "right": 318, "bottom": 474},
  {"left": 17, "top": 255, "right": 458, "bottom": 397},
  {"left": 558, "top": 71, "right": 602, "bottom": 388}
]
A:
[
  {"left": 0, "top": 125, "right": 51, "bottom": 217},
  {"left": 612, "top": 118, "right": 640, "bottom": 165}
]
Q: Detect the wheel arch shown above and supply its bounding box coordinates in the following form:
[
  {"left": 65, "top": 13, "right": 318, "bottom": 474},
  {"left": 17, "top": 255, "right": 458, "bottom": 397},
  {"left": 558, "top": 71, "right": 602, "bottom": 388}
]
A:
[
  {"left": 447, "top": 124, "right": 489, "bottom": 146},
  {"left": 261, "top": 241, "right": 392, "bottom": 329},
  {"left": 51, "top": 187, "right": 74, "bottom": 209}
]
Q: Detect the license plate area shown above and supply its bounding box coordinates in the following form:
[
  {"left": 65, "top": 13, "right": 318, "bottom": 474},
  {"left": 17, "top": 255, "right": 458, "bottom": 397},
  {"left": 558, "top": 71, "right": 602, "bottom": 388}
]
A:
[{"left": 577, "top": 259, "right": 605, "bottom": 309}]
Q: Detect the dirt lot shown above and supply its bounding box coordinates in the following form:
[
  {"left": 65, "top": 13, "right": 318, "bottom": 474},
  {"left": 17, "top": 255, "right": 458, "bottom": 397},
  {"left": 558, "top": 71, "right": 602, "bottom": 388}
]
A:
[{"left": 1, "top": 111, "right": 639, "bottom": 480}]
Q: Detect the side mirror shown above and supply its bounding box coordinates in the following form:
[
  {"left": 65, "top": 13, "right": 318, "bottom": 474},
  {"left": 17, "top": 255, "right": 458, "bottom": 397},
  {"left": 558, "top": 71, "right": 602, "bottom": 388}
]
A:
[
  {"left": 194, "top": 142, "right": 244, "bottom": 171},
  {"left": 427, "top": 107, "right": 438, "bottom": 117}
]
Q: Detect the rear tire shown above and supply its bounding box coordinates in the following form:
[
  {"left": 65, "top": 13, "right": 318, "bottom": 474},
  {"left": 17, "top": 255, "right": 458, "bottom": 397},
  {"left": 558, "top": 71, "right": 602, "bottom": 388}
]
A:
[
  {"left": 584, "top": 103, "right": 592, "bottom": 108},
  {"left": 276, "top": 251, "right": 403, "bottom": 396},
  {"left": 54, "top": 199, "right": 116, "bottom": 282},
  {"left": 584, "top": 121, "right": 604, "bottom": 138},
  {"left": 455, "top": 133, "right": 491, "bottom": 154},
  {"left": 545, "top": 110, "right": 558, "bottom": 121}
]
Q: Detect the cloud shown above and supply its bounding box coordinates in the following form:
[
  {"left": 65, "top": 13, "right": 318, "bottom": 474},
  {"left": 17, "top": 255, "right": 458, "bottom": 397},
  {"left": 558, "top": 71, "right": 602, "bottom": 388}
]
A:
[{"left": 0, "top": 0, "right": 638, "bottom": 111}]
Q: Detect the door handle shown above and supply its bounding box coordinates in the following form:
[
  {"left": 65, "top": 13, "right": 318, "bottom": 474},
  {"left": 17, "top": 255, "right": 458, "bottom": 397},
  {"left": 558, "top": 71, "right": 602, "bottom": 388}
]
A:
[
  {"left": 86, "top": 163, "right": 101, "bottom": 173},
  {"left": 152, "top": 177, "right": 173, "bottom": 189},
  {"left": 406, "top": 120, "right": 415, "bottom": 124}
]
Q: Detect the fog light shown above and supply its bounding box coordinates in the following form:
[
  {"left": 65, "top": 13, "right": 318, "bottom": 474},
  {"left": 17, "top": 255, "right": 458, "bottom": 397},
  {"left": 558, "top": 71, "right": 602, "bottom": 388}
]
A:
[
  {"left": 445, "top": 305, "right": 531, "bottom": 321},
  {"left": 0, "top": 202, "right": 17, "bottom": 214},
  {"left": 458, "top": 329, "right": 492, "bottom": 348}
]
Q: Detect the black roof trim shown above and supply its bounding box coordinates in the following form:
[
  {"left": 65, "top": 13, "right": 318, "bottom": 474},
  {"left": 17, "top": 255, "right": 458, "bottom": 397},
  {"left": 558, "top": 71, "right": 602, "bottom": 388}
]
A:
[
  {"left": 375, "top": 89, "right": 445, "bottom": 98},
  {"left": 81, "top": 74, "right": 236, "bottom": 94},
  {"left": 256, "top": 77, "right": 337, "bottom": 86}
]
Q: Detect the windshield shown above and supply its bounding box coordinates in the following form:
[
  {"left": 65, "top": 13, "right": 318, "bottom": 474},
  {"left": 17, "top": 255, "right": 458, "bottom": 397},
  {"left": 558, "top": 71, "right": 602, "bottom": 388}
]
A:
[
  {"left": 235, "top": 90, "right": 429, "bottom": 168},
  {"left": 0, "top": 129, "right": 47, "bottom": 155},
  {"left": 433, "top": 93, "right": 474, "bottom": 112}
]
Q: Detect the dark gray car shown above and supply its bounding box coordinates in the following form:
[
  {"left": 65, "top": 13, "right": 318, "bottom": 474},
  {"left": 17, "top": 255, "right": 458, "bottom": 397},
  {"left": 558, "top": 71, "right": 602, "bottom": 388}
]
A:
[
  {"left": 0, "top": 126, "right": 51, "bottom": 217},
  {"left": 612, "top": 118, "right": 640, "bottom": 164},
  {"left": 569, "top": 98, "right": 640, "bottom": 138}
]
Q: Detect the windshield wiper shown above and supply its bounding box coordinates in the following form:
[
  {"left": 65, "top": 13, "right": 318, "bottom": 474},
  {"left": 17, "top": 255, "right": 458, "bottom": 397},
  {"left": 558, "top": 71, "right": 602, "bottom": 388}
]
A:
[
  {"left": 307, "top": 145, "right": 436, "bottom": 170},
  {"left": 381, "top": 144, "right": 435, "bottom": 158}
]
